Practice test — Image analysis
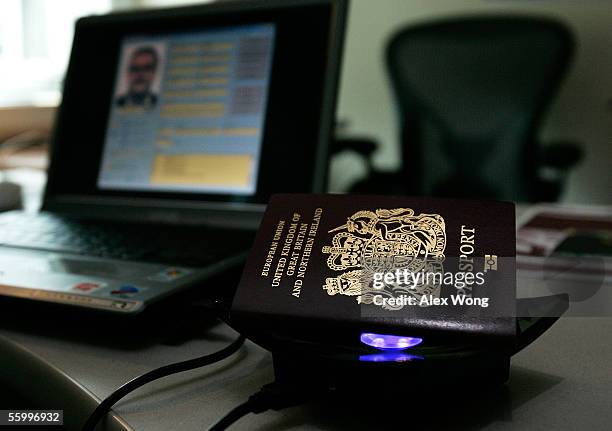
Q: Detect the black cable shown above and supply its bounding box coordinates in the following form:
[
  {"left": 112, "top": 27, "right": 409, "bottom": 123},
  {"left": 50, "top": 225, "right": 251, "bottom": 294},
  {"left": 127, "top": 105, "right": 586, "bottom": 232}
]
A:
[
  {"left": 82, "top": 334, "right": 245, "bottom": 431},
  {"left": 208, "top": 400, "right": 254, "bottom": 431},
  {"left": 207, "top": 382, "right": 329, "bottom": 431}
]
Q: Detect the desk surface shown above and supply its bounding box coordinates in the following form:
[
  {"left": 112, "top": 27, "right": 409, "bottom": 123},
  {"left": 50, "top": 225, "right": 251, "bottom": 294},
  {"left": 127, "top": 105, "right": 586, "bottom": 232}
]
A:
[{"left": 2, "top": 315, "right": 612, "bottom": 430}]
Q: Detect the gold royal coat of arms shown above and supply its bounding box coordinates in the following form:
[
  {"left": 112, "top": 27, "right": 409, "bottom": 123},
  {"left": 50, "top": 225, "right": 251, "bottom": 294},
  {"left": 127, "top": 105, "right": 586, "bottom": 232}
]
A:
[{"left": 321, "top": 208, "right": 446, "bottom": 310}]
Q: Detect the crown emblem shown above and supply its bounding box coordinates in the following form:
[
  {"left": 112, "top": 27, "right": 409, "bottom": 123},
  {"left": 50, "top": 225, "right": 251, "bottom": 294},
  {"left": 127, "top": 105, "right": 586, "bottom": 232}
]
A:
[
  {"left": 321, "top": 232, "right": 365, "bottom": 271},
  {"left": 321, "top": 207, "right": 447, "bottom": 310},
  {"left": 323, "top": 270, "right": 363, "bottom": 296}
]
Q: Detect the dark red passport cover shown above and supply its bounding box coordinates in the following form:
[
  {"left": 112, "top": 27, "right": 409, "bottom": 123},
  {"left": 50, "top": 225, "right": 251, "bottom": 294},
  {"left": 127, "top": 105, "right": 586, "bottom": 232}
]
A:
[{"left": 231, "top": 194, "right": 516, "bottom": 344}]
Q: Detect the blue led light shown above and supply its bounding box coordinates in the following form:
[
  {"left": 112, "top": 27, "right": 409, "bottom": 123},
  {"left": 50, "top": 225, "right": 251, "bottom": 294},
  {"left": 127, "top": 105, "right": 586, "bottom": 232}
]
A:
[
  {"left": 359, "top": 352, "right": 424, "bottom": 362},
  {"left": 360, "top": 332, "right": 423, "bottom": 351}
]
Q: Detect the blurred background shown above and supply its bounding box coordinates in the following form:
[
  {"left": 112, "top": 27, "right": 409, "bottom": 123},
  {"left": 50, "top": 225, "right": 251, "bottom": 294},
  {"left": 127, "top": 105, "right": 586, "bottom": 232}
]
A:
[{"left": 0, "top": 0, "right": 610, "bottom": 205}]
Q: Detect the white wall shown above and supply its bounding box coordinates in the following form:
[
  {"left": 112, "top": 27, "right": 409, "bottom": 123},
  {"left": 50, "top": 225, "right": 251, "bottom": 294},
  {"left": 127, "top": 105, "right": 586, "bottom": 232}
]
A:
[{"left": 332, "top": 0, "right": 612, "bottom": 204}]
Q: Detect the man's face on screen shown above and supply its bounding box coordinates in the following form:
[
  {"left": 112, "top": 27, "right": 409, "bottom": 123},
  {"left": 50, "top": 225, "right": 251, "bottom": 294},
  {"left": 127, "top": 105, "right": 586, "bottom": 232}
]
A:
[{"left": 128, "top": 52, "right": 156, "bottom": 96}]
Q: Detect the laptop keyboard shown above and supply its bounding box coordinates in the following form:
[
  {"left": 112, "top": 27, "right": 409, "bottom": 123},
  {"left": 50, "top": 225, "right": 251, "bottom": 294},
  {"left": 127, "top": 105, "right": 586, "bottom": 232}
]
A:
[{"left": 0, "top": 212, "right": 254, "bottom": 266}]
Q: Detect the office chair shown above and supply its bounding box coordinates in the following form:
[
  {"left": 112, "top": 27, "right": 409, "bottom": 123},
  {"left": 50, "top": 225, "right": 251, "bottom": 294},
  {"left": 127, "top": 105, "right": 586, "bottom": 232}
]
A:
[{"left": 335, "top": 16, "right": 582, "bottom": 201}]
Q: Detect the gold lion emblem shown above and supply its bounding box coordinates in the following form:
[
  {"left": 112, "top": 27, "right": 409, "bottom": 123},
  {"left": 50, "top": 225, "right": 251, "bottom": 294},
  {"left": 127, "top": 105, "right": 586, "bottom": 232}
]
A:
[{"left": 322, "top": 208, "right": 446, "bottom": 310}]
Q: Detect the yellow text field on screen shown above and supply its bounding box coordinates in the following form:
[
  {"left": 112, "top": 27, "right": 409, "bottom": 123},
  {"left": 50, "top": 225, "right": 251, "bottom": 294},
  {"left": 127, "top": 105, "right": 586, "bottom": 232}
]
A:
[
  {"left": 163, "top": 89, "right": 227, "bottom": 98},
  {"left": 169, "top": 67, "right": 199, "bottom": 76},
  {"left": 170, "top": 55, "right": 230, "bottom": 64},
  {"left": 170, "top": 56, "right": 201, "bottom": 64},
  {"left": 197, "top": 77, "right": 229, "bottom": 85},
  {"left": 224, "top": 127, "right": 259, "bottom": 136},
  {"left": 203, "top": 42, "right": 233, "bottom": 51},
  {"left": 150, "top": 154, "right": 252, "bottom": 187},
  {"left": 161, "top": 103, "right": 225, "bottom": 117}
]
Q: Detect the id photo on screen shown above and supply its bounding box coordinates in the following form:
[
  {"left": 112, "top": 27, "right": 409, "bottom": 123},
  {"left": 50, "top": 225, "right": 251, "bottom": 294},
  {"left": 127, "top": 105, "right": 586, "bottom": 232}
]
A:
[{"left": 115, "top": 42, "right": 166, "bottom": 110}]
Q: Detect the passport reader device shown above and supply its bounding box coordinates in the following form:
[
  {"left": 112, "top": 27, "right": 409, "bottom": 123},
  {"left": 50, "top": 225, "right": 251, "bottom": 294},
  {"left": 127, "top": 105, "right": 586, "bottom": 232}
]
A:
[
  {"left": 230, "top": 194, "right": 569, "bottom": 390},
  {"left": 0, "top": 0, "right": 348, "bottom": 313}
]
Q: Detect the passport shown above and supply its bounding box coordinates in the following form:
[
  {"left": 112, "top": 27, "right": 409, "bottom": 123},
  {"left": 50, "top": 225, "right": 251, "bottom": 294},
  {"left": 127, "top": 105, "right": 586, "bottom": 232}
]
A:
[{"left": 231, "top": 194, "right": 517, "bottom": 346}]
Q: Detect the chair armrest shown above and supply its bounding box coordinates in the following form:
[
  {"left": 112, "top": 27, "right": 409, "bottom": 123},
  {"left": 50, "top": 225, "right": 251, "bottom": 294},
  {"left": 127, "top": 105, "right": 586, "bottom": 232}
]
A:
[{"left": 539, "top": 141, "right": 583, "bottom": 170}]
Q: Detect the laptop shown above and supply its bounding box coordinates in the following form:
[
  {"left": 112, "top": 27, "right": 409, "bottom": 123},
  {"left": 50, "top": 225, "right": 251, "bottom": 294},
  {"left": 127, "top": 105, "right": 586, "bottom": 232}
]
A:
[{"left": 0, "top": 0, "right": 347, "bottom": 313}]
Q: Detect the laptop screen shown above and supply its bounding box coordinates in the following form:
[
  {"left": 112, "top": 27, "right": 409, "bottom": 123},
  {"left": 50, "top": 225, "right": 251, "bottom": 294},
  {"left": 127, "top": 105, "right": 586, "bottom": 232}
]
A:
[
  {"left": 98, "top": 24, "right": 275, "bottom": 195},
  {"left": 44, "top": 0, "right": 346, "bottom": 220}
]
